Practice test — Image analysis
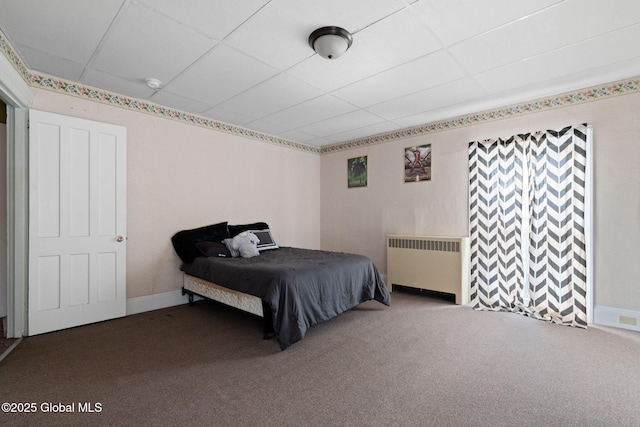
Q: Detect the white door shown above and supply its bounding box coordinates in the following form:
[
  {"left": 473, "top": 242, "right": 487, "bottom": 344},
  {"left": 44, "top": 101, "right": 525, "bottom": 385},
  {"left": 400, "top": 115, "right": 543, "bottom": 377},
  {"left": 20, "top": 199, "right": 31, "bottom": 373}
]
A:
[{"left": 28, "top": 110, "right": 126, "bottom": 335}]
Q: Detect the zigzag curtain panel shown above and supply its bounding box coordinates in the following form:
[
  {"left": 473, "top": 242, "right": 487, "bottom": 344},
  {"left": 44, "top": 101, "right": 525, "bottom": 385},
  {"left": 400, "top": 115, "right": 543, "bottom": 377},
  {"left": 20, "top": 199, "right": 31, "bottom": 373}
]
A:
[{"left": 469, "top": 124, "right": 589, "bottom": 327}]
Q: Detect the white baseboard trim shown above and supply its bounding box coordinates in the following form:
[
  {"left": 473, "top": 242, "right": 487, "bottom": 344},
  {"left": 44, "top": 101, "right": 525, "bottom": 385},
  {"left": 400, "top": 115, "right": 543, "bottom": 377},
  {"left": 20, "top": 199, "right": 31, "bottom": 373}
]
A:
[
  {"left": 593, "top": 305, "right": 640, "bottom": 332},
  {"left": 126, "top": 289, "right": 201, "bottom": 316}
]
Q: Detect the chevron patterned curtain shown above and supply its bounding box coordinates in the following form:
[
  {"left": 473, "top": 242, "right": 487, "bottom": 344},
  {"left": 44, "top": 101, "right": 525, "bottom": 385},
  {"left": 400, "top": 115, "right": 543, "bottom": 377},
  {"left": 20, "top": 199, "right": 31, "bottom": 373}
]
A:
[
  {"left": 468, "top": 136, "right": 525, "bottom": 310},
  {"left": 469, "top": 124, "right": 588, "bottom": 327}
]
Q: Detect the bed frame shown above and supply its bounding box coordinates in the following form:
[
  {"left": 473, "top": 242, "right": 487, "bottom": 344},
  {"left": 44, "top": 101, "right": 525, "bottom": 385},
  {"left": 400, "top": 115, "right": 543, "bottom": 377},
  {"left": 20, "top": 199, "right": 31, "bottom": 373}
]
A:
[{"left": 182, "top": 274, "right": 274, "bottom": 338}]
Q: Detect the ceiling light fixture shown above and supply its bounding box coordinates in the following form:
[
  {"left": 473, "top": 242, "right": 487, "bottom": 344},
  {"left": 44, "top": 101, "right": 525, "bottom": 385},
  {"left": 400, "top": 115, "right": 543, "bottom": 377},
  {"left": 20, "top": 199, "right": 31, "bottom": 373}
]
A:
[
  {"left": 145, "top": 77, "right": 162, "bottom": 89},
  {"left": 308, "top": 26, "right": 353, "bottom": 60}
]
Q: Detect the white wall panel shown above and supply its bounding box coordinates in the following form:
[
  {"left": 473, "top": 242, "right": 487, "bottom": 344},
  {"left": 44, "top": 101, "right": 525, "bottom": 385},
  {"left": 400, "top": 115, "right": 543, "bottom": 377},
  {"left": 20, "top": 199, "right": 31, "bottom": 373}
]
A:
[
  {"left": 37, "top": 123, "right": 61, "bottom": 238},
  {"left": 69, "top": 253, "right": 89, "bottom": 306},
  {"left": 98, "top": 132, "right": 117, "bottom": 236},
  {"left": 69, "top": 128, "right": 90, "bottom": 236},
  {"left": 37, "top": 255, "right": 60, "bottom": 311},
  {"left": 97, "top": 252, "right": 117, "bottom": 302}
]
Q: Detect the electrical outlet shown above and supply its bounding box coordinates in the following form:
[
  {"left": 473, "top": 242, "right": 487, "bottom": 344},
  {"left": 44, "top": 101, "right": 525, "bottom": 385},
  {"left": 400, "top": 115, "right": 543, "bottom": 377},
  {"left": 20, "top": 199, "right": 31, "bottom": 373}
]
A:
[{"left": 619, "top": 315, "right": 637, "bottom": 326}]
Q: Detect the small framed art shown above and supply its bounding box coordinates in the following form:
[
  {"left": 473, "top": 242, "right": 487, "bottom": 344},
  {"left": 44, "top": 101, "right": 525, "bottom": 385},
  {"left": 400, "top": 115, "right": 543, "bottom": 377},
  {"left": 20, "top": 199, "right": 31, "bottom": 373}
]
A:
[
  {"left": 347, "top": 156, "right": 368, "bottom": 188},
  {"left": 404, "top": 144, "right": 431, "bottom": 182}
]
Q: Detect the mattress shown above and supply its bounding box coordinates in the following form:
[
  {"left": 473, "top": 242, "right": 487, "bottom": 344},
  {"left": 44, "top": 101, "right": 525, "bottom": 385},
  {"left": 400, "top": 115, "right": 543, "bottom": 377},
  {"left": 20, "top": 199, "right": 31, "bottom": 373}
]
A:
[
  {"left": 183, "top": 273, "right": 263, "bottom": 317},
  {"left": 181, "top": 246, "right": 390, "bottom": 349}
]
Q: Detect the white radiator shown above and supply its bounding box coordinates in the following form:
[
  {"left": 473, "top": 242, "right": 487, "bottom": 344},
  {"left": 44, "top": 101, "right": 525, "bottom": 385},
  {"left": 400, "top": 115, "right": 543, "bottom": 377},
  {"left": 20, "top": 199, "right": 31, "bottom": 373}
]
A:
[{"left": 387, "top": 235, "right": 470, "bottom": 304}]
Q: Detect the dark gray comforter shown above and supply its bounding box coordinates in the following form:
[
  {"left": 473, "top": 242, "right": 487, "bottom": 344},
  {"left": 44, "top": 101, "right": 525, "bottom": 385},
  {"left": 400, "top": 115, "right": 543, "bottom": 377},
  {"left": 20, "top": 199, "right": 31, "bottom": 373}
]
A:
[{"left": 181, "top": 247, "right": 390, "bottom": 350}]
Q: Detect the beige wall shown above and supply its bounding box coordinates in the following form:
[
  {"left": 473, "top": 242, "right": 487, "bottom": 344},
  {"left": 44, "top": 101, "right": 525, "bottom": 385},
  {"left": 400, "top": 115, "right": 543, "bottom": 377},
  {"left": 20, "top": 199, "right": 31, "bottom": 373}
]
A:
[
  {"left": 31, "top": 88, "right": 321, "bottom": 299},
  {"left": 321, "top": 92, "right": 640, "bottom": 312},
  {"left": 28, "top": 86, "right": 640, "bottom": 315}
]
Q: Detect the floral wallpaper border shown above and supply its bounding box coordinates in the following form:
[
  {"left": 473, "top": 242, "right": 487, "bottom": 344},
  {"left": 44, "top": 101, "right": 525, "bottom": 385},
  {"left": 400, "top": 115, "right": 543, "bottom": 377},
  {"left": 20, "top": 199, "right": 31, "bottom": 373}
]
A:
[
  {"left": 2, "top": 29, "right": 639, "bottom": 155},
  {"left": 28, "top": 73, "right": 321, "bottom": 154},
  {"left": 0, "top": 28, "right": 31, "bottom": 82},
  {"left": 321, "top": 77, "right": 640, "bottom": 154}
]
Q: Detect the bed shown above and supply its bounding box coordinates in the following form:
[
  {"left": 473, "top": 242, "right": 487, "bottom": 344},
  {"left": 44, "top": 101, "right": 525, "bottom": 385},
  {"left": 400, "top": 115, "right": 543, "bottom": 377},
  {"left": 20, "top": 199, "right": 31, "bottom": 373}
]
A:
[{"left": 172, "top": 221, "right": 390, "bottom": 350}]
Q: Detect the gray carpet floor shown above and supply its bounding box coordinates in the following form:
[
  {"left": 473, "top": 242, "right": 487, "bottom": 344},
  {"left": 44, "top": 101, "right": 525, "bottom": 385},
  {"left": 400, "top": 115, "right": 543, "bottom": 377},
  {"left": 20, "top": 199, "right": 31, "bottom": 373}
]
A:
[
  {"left": 0, "top": 321, "right": 18, "bottom": 358},
  {"left": 1, "top": 289, "right": 639, "bottom": 427}
]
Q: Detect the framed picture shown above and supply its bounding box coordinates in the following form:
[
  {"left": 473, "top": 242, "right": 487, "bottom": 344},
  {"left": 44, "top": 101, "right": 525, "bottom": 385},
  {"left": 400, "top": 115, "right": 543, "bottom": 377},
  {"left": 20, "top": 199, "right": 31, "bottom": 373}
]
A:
[
  {"left": 348, "top": 156, "right": 368, "bottom": 188},
  {"left": 404, "top": 144, "right": 431, "bottom": 182}
]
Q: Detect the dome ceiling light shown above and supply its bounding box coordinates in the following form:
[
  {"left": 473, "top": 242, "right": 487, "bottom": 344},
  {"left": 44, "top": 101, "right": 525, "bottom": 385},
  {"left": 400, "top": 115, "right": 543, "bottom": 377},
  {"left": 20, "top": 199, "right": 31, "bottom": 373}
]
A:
[{"left": 308, "top": 26, "right": 353, "bottom": 60}]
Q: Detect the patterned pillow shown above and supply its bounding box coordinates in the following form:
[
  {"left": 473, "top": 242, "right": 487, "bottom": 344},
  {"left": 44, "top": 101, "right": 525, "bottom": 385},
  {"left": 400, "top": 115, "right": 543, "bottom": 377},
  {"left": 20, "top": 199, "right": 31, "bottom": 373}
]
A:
[{"left": 196, "top": 241, "right": 232, "bottom": 258}]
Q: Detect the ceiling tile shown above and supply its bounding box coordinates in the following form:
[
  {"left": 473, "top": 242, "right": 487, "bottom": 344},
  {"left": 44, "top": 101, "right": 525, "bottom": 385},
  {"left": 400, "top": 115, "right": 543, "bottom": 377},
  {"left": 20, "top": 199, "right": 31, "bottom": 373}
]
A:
[
  {"left": 278, "top": 129, "right": 319, "bottom": 143},
  {"left": 368, "top": 77, "right": 487, "bottom": 120},
  {"left": 391, "top": 110, "right": 451, "bottom": 129},
  {"left": 218, "top": 73, "right": 323, "bottom": 118},
  {"left": 450, "top": 0, "right": 640, "bottom": 75},
  {"left": 297, "top": 110, "right": 385, "bottom": 137},
  {"left": 472, "top": 58, "right": 640, "bottom": 118},
  {"left": 348, "top": 6, "right": 444, "bottom": 71},
  {"left": 241, "top": 119, "right": 292, "bottom": 136},
  {"left": 201, "top": 106, "right": 256, "bottom": 126},
  {"left": 411, "top": 0, "right": 562, "bottom": 46},
  {"left": 224, "top": 0, "right": 408, "bottom": 70},
  {"left": 16, "top": 44, "right": 85, "bottom": 82},
  {"left": 83, "top": 68, "right": 157, "bottom": 100},
  {"left": 92, "top": 2, "right": 217, "bottom": 83},
  {"left": 324, "top": 121, "right": 402, "bottom": 143},
  {"left": 163, "top": 44, "right": 279, "bottom": 105},
  {"left": 287, "top": 8, "right": 443, "bottom": 92},
  {"left": 150, "top": 89, "right": 212, "bottom": 115},
  {"left": 332, "top": 50, "right": 467, "bottom": 107},
  {"left": 475, "top": 23, "right": 640, "bottom": 94},
  {"left": 0, "top": 0, "right": 125, "bottom": 65},
  {"left": 261, "top": 95, "right": 358, "bottom": 130},
  {"left": 286, "top": 55, "right": 365, "bottom": 93},
  {"left": 137, "top": 0, "right": 271, "bottom": 40}
]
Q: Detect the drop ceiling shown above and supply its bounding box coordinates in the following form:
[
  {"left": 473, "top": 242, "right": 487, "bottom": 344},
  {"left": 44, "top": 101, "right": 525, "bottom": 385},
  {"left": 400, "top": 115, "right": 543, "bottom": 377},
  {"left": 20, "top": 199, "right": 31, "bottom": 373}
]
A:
[{"left": 1, "top": 0, "right": 640, "bottom": 147}]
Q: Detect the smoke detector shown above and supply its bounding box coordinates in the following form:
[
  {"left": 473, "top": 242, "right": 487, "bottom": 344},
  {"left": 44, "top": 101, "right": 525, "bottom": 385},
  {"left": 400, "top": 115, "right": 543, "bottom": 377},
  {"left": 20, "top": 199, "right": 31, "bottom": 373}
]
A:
[{"left": 145, "top": 78, "right": 161, "bottom": 89}]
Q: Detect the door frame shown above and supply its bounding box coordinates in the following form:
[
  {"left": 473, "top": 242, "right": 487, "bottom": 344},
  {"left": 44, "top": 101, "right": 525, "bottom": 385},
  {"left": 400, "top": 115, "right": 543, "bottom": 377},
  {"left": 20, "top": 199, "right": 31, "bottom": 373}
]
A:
[{"left": 1, "top": 50, "right": 33, "bottom": 338}]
